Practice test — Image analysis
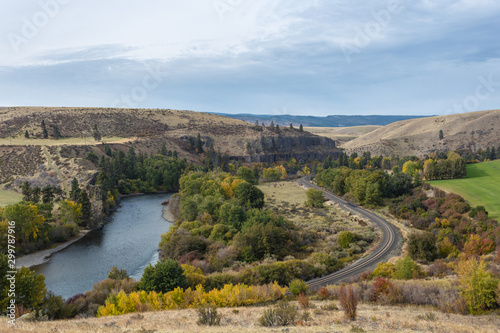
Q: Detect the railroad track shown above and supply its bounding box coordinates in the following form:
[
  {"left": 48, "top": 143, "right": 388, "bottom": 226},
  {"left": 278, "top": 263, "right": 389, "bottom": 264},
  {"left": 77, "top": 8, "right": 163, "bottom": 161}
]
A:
[{"left": 298, "top": 176, "right": 400, "bottom": 290}]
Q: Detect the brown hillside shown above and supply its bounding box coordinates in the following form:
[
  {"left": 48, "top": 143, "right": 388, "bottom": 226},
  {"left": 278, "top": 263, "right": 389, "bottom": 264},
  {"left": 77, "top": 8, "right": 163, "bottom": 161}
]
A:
[
  {"left": 342, "top": 109, "right": 500, "bottom": 157},
  {"left": 0, "top": 107, "right": 339, "bottom": 195}
]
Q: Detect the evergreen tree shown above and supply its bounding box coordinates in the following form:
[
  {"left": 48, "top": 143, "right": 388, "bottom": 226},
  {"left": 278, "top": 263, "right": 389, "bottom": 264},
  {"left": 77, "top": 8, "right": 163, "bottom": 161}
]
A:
[
  {"left": 299, "top": 124, "right": 304, "bottom": 132},
  {"left": 289, "top": 123, "right": 293, "bottom": 129},
  {"left": 24, "top": 130, "right": 29, "bottom": 139},
  {"left": 196, "top": 133, "right": 204, "bottom": 154},
  {"left": 270, "top": 121, "right": 275, "bottom": 130},
  {"left": 275, "top": 125, "right": 281, "bottom": 134},
  {"left": 78, "top": 190, "right": 92, "bottom": 227},
  {"left": 41, "top": 185, "right": 55, "bottom": 204},
  {"left": 53, "top": 125, "right": 61, "bottom": 139},
  {"left": 253, "top": 165, "right": 260, "bottom": 182},
  {"left": 105, "top": 144, "right": 112, "bottom": 157},
  {"left": 491, "top": 146, "right": 496, "bottom": 160},
  {"left": 439, "top": 129, "right": 444, "bottom": 140},
  {"left": 69, "top": 178, "right": 80, "bottom": 201},
  {"left": 93, "top": 124, "right": 101, "bottom": 141},
  {"left": 21, "top": 181, "right": 31, "bottom": 202},
  {"left": 41, "top": 120, "right": 48, "bottom": 139},
  {"left": 159, "top": 143, "right": 168, "bottom": 156}
]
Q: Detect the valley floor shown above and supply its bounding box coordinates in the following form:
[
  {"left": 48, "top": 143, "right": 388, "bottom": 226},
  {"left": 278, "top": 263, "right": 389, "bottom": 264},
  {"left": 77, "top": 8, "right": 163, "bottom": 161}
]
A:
[{"left": 4, "top": 301, "right": 500, "bottom": 333}]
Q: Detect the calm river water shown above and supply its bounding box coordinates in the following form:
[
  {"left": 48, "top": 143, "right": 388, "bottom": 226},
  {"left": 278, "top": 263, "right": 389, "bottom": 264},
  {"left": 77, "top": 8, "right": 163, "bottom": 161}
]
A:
[{"left": 34, "top": 193, "right": 173, "bottom": 299}]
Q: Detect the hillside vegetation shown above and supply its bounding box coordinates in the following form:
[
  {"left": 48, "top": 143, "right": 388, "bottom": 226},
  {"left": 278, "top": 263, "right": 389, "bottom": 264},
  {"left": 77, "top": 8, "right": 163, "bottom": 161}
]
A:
[
  {"left": 0, "top": 107, "right": 339, "bottom": 204},
  {"left": 429, "top": 160, "right": 500, "bottom": 219},
  {"left": 343, "top": 109, "right": 500, "bottom": 157}
]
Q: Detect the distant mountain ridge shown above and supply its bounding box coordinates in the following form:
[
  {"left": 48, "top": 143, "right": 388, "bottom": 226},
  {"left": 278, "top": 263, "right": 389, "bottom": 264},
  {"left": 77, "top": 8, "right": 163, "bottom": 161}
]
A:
[{"left": 217, "top": 113, "right": 430, "bottom": 127}]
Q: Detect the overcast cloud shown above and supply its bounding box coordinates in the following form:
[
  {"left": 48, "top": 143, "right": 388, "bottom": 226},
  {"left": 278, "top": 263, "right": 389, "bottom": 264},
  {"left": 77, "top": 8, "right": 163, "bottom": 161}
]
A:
[{"left": 0, "top": 0, "right": 499, "bottom": 116}]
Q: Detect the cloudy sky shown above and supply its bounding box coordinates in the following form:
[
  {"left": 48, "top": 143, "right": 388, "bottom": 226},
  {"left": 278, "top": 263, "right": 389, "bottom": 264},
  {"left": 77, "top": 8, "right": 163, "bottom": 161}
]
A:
[{"left": 1, "top": 0, "right": 499, "bottom": 116}]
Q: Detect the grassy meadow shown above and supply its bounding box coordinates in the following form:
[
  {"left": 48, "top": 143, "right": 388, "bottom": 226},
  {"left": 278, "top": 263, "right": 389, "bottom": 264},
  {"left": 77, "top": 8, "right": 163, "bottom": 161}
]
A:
[
  {"left": 429, "top": 159, "right": 500, "bottom": 220},
  {"left": 0, "top": 188, "right": 23, "bottom": 207}
]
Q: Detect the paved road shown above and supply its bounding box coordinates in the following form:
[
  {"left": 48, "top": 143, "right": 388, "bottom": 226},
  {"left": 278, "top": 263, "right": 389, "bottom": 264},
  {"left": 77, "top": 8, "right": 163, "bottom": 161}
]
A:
[{"left": 297, "top": 176, "right": 401, "bottom": 290}]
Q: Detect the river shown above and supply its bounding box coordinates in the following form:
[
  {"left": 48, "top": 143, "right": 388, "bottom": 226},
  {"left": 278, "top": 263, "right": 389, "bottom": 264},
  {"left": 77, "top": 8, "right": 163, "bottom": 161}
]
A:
[{"left": 33, "top": 193, "right": 173, "bottom": 299}]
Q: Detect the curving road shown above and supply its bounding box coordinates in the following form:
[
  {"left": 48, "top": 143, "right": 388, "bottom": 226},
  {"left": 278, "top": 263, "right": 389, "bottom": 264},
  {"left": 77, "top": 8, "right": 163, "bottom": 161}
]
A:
[{"left": 297, "top": 176, "right": 401, "bottom": 290}]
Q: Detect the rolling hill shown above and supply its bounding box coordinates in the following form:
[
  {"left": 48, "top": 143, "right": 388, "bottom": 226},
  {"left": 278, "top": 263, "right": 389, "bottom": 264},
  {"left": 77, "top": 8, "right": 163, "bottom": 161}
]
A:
[
  {"left": 0, "top": 107, "right": 340, "bottom": 198},
  {"left": 342, "top": 109, "right": 500, "bottom": 157}
]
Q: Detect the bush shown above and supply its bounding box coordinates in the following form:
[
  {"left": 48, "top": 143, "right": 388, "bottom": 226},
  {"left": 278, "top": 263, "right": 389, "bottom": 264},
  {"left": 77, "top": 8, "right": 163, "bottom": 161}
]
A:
[
  {"left": 316, "top": 287, "right": 331, "bottom": 300},
  {"left": 297, "top": 293, "right": 309, "bottom": 309},
  {"left": 197, "top": 304, "right": 222, "bottom": 326},
  {"left": 289, "top": 279, "right": 309, "bottom": 296},
  {"left": 372, "top": 262, "right": 395, "bottom": 278},
  {"left": 337, "top": 231, "right": 357, "bottom": 249},
  {"left": 457, "top": 257, "right": 499, "bottom": 314},
  {"left": 305, "top": 188, "right": 325, "bottom": 208},
  {"left": 339, "top": 284, "right": 358, "bottom": 321},
  {"left": 138, "top": 259, "right": 188, "bottom": 293},
  {"left": 394, "top": 256, "right": 423, "bottom": 280},
  {"left": 407, "top": 232, "right": 438, "bottom": 262},
  {"left": 372, "top": 277, "right": 393, "bottom": 299},
  {"left": 259, "top": 301, "right": 298, "bottom": 327}
]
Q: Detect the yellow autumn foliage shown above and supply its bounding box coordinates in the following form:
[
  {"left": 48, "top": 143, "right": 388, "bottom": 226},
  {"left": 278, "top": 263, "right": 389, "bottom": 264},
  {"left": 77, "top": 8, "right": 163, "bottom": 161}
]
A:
[{"left": 97, "top": 282, "right": 287, "bottom": 317}]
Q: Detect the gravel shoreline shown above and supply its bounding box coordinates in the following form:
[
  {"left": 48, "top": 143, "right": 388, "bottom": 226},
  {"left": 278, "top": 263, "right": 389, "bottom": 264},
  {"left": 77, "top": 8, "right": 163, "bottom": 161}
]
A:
[
  {"left": 15, "top": 230, "right": 91, "bottom": 268},
  {"left": 162, "top": 203, "right": 175, "bottom": 222}
]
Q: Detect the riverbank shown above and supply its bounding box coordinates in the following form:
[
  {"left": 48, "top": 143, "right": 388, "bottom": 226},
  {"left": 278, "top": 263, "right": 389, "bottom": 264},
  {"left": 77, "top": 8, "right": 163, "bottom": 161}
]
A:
[
  {"left": 162, "top": 203, "right": 175, "bottom": 222},
  {"left": 16, "top": 230, "right": 91, "bottom": 268}
]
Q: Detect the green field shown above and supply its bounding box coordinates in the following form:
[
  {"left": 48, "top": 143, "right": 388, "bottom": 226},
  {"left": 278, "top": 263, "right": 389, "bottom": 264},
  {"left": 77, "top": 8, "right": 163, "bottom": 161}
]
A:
[
  {"left": 0, "top": 188, "right": 23, "bottom": 207},
  {"left": 429, "top": 160, "right": 500, "bottom": 220}
]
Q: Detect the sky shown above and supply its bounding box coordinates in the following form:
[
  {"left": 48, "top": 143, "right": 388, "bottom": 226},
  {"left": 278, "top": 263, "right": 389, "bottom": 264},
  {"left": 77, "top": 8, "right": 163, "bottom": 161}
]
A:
[{"left": 0, "top": 0, "right": 499, "bottom": 116}]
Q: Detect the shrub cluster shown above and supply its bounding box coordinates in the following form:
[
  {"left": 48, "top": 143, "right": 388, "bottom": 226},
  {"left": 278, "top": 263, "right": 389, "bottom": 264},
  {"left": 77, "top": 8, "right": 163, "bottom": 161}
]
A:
[{"left": 97, "top": 282, "right": 287, "bottom": 317}]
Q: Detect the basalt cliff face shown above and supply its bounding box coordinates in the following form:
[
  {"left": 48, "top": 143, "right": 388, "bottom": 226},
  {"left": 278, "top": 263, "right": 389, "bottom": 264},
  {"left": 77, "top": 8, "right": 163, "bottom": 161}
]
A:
[{"left": 0, "top": 107, "right": 340, "bottom": 191}]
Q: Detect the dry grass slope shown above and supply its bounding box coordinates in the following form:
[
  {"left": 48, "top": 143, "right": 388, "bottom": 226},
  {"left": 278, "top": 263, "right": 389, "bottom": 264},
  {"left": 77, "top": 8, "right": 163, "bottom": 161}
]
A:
[
  {"left": 305, "top": 126, "right": 381, "bottom": 146},
  {"left": 343, "top": 109, "right": 500, "bottom": 157},
  {"left": 4, "top": 301, "right": 500, "bottom": 333}
]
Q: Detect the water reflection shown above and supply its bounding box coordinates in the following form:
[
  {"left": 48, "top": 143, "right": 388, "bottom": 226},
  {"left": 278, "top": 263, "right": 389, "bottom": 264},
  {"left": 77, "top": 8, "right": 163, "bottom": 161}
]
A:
[{"left": 34, "top": 193, "right": 172, "bottom": 299}]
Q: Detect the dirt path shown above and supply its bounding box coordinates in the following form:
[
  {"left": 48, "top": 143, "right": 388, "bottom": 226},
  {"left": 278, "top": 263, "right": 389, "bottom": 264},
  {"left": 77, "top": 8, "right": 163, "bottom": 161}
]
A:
[{"left": 42, "top": 146, "right": 69, "bottom": 196}]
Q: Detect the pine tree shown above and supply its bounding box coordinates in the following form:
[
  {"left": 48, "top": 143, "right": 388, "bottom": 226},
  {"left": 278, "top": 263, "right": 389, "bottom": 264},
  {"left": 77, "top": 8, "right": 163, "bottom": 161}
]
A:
[
  {"left": 31, "top": 186, "right": 41, "bottom": 203},
  {"left": 24, "top": 130, "right": 29, "bottom": 139},
  {"left": 299, "top": 124, "right": 304, "bottom": 132},
  {"left": 159, "top": 143, "right": 168, "bottom": 156},
  {"left": 41, "top": 120, "right": 48, "bottom": 139},
  {"left": 53, "top": 125, "right": 61, "bottom": 139},
  {"left": 270, "top": 121, "right": 275, "bottom": 130},
  {"left": 21, "top": 181, "right": 32, "bottom": 202},
  {"left": 93, "top": 124, "right": 101, "bottom": 141},
  {"left": 105, "top": 144, "right": 112, "bottom": 157},
  {"left": 196, "top": 133, "right": 204, "bottom": 154},
  {"left": 69, "top": 178, "right": 80, "bottom": 201},
  {"left": 78, "top": 190, "right": 92, "bottom": 227},
  {"left": 275, "top": 125, "right": 281, "bottom": 134},
  {"left": 41, "top": 185, "right": 55, "bottom": 204},
  {"left": 289, "top": 123, "right": 293, "bottom": 129},
  {"left": 439, "top": 130, "right": 444, "bottom": 140}
]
